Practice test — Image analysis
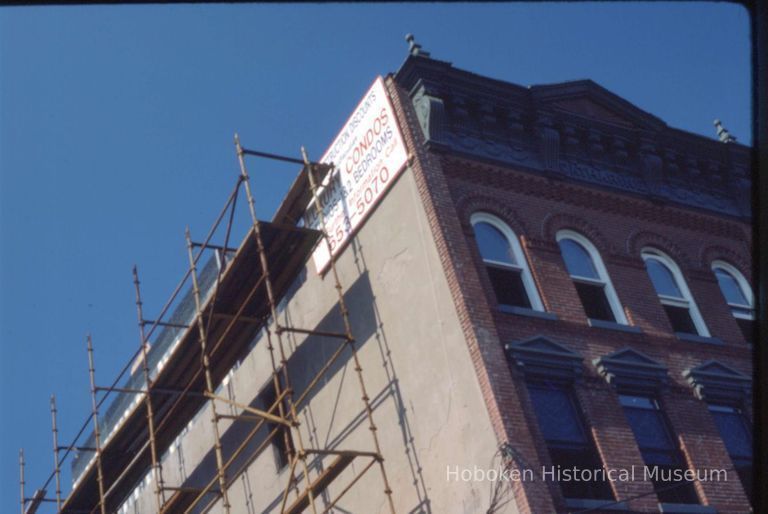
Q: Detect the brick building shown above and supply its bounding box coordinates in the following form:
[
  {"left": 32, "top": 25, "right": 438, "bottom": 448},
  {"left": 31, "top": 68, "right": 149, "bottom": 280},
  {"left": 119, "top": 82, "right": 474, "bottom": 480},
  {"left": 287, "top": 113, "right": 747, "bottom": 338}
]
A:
[
  {"left": 391, "top": 46, "right": 753, "bottom": 514},
  {"left": 30, "top": 44, "right": 753, "bottom": 514}
]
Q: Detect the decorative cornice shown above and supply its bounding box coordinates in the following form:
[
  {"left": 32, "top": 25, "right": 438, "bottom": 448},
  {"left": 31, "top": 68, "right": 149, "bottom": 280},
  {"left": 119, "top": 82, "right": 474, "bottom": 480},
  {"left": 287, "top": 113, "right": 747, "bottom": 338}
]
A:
[
  {"left": 683, "top": 360, "right": 751, "bottom": 404},
  {"left": 395, "top": 56, "right": 751, "bottom": 220},
  {"left": 506, "top": 336, "right": 583, "bottom": 382},
  {"left": 593, "top": 348, "right": 669, "bottom": 393}
]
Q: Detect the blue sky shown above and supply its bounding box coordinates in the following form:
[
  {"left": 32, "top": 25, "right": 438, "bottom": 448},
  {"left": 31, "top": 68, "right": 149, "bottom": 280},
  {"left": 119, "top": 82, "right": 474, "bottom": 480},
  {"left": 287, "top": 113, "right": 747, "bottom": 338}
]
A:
[{"left": 0, "top": 3, "right": 750, "bottom": 508}]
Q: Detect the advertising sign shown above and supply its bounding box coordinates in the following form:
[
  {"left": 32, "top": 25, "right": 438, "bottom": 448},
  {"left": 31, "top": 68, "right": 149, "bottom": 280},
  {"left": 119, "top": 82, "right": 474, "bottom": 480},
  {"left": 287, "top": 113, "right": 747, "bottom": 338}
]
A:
[{"left": 304, "top": 76, "right": 409, "bottom": 273}]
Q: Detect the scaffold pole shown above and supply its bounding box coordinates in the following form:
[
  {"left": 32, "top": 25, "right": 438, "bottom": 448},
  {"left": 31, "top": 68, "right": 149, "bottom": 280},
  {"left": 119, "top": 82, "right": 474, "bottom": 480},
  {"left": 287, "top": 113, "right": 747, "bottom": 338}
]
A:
[
  {"left": 22, "top": 135, "right": 399, "bottom": 514},
  {"left": 132, "top": 265, "right": 166, "bottom": 512},
  {"left": 185, "top": 227, "right": 232, "bottom": 514},
  {"left": 236, "top": 134, "right": 318, "bottom": 514},
  {"left": 302, "top": 146, "right": 396, "bottom": 514},
  {"left": 86, "top": 335, "right": 108, "bottom": 514},
  {"left": 19, "top": 449, "right": 25, "bottom": 514},
  {"left": 50, "top": 395, "right": 62, "bottom": 512}
]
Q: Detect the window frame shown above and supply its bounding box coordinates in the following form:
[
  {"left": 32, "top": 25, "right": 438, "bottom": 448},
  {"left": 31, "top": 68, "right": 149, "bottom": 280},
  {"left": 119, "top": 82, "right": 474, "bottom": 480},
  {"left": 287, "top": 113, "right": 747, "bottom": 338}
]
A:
[
  {"left": 641, "top": 249, "right": 710, "bottom": 337},
  {"left": 707, "top": 403, "right": 753, "bottom": 494},
  {"left": 556, "top": 230, "right": 628, "bottom": 325},
  {"left": 711, "top": 261, "right": 754, "bottom": 320},
  {"left": 619, "top": 393, "right": 700, "bottom": 505},
  {"left": 526, "top": 379, "right": 615, "bottom": 501},
  {"left": 470, "top": 212, "right": 544, "bottom": 312}
]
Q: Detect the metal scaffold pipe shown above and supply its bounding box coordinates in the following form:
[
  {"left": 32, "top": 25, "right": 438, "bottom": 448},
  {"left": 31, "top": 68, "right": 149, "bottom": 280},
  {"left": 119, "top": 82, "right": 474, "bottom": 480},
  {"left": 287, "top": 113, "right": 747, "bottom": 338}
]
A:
[
  {"left": 19, "top": 449, "right": 25, "bottom": 514},
  {"left": 86, "top": 335, "right": 108, "bottom": 514},
  {"left": 50, "top": 395, "right": 62, "bottom": 512},
  {"left": 301, "top": 146, "right": 396, "bottom": 514},
  {"left": 235, "top": 133, "right": 318, "bottom": 514},
  {"left": 185, "top": 227, "right": 232, "bottom": 514},
  {"left": 133, "top": 265, "right": 166, "bottom": 512}
]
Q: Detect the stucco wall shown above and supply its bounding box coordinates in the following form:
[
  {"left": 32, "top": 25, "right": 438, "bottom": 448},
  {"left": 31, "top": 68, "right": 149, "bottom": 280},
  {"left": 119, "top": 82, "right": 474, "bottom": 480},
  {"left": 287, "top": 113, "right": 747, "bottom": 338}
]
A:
[{"left": 119, "top": 165, "right": 516, "bottom": 514}]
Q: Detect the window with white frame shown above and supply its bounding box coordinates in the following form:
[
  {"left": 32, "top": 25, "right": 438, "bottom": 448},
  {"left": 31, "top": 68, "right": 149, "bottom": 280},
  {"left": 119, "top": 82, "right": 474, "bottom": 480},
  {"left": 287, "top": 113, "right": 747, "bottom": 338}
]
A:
[
  {"left": 557, "top": 231, "right": 627, "bottom": 324},
  {"left": 641, "top": 249, "right": 709, "bottom": 337},
  {"left": 470, "top": 213, "right": 544, "bottom": 311},
  {"left": 711, "top": 261, "right": 754, "bottom": 343}
]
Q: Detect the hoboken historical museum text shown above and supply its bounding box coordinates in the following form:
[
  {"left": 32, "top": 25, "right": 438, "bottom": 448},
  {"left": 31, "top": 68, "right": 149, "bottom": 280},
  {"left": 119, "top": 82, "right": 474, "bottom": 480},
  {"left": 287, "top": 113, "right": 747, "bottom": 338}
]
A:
[{"left": 446, "top": 465, "right": 729, "bottom": 483}]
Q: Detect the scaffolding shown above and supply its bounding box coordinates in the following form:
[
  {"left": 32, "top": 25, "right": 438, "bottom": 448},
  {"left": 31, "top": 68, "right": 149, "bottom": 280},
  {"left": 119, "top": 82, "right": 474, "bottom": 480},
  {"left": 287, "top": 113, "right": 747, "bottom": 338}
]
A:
[{"left": 20, "top": 137, "right": 396, "bottom": 514}]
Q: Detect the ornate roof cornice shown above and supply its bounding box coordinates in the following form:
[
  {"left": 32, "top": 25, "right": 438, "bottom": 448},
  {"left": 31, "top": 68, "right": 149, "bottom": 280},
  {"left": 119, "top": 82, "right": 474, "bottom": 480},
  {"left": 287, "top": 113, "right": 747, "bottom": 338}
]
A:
[{"left": 394, "top": 55, "right": 751, "bottom": 220}]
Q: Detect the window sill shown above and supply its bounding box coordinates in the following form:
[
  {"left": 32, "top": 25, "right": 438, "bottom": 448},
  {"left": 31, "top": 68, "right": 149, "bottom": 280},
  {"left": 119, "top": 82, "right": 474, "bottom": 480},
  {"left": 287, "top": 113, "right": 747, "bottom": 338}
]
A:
[
  {"left": 566, "top": 498, "right": 628, "bottom": 511},
  {"left": 498, "top": 305, "right": 558, "bottom": 320},
  {"left": 588, "top": 319, "right": 642, "bottom": 334},
  {"left": 659, "top": 503, "right": 716, "bottom": 514},
  {"left": 674, "top": 333, "right": 724, "bottom": 345}
]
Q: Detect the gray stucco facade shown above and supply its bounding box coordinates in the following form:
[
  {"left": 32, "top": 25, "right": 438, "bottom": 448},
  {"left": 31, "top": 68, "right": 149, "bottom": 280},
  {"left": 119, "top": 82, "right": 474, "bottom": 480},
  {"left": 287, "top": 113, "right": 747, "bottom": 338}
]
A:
[{"left": 116, "top": 166, "right": 511, "bottom": 514}]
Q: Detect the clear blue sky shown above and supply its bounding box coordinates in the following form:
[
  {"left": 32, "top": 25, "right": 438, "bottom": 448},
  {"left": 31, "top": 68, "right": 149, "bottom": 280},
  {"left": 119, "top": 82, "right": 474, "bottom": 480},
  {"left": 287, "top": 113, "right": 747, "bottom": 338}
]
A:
[{"left": 0, "top": 3, "right": 750, "bottom": 508}]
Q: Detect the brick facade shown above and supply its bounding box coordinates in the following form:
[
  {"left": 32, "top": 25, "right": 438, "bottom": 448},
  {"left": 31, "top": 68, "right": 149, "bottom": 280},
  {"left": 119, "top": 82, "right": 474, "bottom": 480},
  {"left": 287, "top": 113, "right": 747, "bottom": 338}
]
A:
[{"left": 388, "top": 51, "right": 753, "bottom": 514}]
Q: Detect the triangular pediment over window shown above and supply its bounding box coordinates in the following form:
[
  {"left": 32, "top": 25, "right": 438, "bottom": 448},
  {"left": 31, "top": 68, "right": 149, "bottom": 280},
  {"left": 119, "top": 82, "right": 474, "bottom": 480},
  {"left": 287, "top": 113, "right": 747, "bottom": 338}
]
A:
[
  {"left": 593, "top": 348, "right": 668, "bottom": 393},
  {"left": 506, "top": 336, "right": 583, "bottom": 381},
  {"left": 683, "top": 360, "right": 751, "bottom": 404}
]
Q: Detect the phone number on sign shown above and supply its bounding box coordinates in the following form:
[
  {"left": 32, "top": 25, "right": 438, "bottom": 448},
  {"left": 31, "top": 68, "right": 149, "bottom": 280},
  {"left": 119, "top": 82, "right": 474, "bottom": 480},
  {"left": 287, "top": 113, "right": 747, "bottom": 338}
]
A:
[{"left": 325, "top": 164, "right": 393, "bottom": 253}]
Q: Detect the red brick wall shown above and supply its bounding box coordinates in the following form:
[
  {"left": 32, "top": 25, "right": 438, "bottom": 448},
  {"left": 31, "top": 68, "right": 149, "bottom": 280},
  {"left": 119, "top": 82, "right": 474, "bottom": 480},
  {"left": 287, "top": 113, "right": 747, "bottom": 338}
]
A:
[
  {"left": 386, "top": 76, "right": 752, "bottom": 513},
  {"left": 574, "top": 378, "right": 659, "bottom": 512},
  {"left": 663, "top": 389, "right": 752, "bottom": 512},
  {"left": 386, "top": 77, "right": 560, "bottom": 514}
]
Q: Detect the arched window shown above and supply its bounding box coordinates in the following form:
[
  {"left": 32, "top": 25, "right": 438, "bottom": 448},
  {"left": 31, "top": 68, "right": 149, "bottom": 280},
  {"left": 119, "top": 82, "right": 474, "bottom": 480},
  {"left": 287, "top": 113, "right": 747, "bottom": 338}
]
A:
[
  {"left": 711, "top": 261, "right": 754, "bottom": 343},
  {"left": 641, "top": 249, "right": 709, "bottom": 337},
  {"left": 470, "top": 213, "right": 543, "bottom": 311},
  {"left": 556, "top": 231, "right": 627, "bottom": 324}
]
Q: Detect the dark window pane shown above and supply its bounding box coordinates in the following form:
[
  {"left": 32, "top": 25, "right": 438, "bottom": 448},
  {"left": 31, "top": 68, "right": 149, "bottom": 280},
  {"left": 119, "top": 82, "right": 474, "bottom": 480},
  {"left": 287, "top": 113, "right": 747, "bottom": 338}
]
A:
[
  {"left": 647, "top": 463, "right": 699, "bottom": 504},
  {"left": 262, "top": 381, "right": 294, "bottom": 470},
  {"left": 645, "top": 259, "right": 683, "bottom": 298},
  {"left": 574, "top": 282, "right": 615, "bottom": 322},
  {"left": 559, "top": 239, "right": 599, "bottom": 279},
  {"left": 710, "top": 406, "right": 754, "bottom": 494},
  {"left": 663, "top": 305, "right": 697, "bottom": 334},
  {"left": 473, "top": 222, "right": 517, "bottom": 265},
  {"left": 735, "top": 463, "right": 753, "bottom": 497},
  {"left": 529, "top": 385, "right": 614, "bottom": 501},
  {"left": 622, "top": 396, "right": 699, "bottom": 504},
  {"left": 528, "top": 387, "right": 586, "bottom": 445},
  {"left": 549, "top": 447, "right": 614, "bottom": 500},
  {"left": 640, "top": 449, "right": 676, "bottom": 466},
  {"left": 710, "top": 410, "right": 752, "bottom": 459},
  {"left": 486, "top": 265, "right": 531, "bottom": 308},
  {"left": 736, "top": 318, "right": 754, "bottom": 344},
  {"left": 623, "top": 408, "right": 675, "bottom": 451}
]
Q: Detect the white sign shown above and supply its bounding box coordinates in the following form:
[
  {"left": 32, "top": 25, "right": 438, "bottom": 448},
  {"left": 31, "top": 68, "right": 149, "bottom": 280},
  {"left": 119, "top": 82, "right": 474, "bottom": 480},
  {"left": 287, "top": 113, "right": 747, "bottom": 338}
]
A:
[{"left": 304, "top": 76, "right": 408, "bottom": 273}]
